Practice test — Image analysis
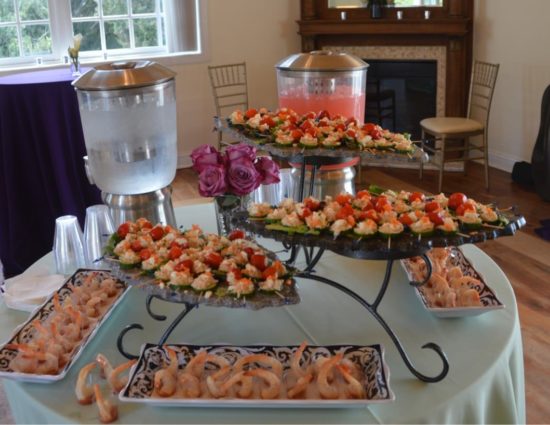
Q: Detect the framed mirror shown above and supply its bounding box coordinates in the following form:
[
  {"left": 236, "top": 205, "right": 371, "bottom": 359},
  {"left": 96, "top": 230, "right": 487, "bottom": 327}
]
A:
[{"left": 328, "top": 0, "right": 444, "bottom": 8}]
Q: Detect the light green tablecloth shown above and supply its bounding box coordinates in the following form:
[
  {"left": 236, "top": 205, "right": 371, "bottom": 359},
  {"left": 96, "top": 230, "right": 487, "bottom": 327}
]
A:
[{"left": 1, "top": 201, "right": 525, "bottom": 424}]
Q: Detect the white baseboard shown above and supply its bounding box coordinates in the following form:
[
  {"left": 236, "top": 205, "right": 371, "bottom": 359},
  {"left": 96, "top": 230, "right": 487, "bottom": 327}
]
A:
[{"left": 487, "top": 150, "right": 522, "bottom": 173}]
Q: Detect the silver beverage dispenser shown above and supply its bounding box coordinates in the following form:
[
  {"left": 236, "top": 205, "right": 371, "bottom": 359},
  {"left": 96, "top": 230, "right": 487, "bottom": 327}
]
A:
[{"left": 73, "top": 61, "right": 178, "bottom": 227}]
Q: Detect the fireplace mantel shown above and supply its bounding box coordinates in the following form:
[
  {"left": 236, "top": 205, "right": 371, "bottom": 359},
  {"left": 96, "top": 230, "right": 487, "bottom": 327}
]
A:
[{"left": 298, "top": 0, "right": 474, "bottom": 117}]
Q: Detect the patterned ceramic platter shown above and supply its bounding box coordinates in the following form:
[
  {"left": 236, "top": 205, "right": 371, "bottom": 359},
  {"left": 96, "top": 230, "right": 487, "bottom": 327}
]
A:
[
  {"left": 401, "top": 247, "right": 504, "bottom": 318},
  {"left": 0, "top": 269, "right": 128, "bottom": 383},
  {"left": 120, "top": 343, "right": 394, "bottom": 408}
]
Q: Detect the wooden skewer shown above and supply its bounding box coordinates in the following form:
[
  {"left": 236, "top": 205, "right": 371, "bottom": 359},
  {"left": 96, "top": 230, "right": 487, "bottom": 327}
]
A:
[
  {"left": 483, "top": 223, "right": 505, "bottom": 229},
  {"left": 274, "top": 291, "right": 285, "bottom": 300},
  {"left": 457, "top": 232, "right": 471, "bottom": 238}
]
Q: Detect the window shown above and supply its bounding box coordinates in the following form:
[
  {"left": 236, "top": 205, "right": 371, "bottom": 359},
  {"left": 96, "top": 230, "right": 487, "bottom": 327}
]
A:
[{"left": 0, "top": 0, "right": 203, "bottom": 68}]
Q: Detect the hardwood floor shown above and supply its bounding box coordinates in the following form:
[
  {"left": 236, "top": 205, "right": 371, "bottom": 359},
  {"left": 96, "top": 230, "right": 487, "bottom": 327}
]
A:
[
  {"left": 0, "top": 162, "right": 546, "bottom": 423},
  {"left": 173, "top": 162, "right": 550, "bottom": 424}
]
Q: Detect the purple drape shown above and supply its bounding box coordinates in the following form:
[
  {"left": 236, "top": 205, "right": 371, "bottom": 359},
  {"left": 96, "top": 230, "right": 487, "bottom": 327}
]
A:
[{"left": 0, "top": 69, "right": 101, "bottom": 278}]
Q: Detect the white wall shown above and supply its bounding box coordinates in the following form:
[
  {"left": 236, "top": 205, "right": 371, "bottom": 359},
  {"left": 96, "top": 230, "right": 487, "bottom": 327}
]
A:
[
  {"left": 474, "top": 0, "right": 550, "bottom": 172},
  {"left": 164, "top": 0, "right": 301, "bottom": 168}
]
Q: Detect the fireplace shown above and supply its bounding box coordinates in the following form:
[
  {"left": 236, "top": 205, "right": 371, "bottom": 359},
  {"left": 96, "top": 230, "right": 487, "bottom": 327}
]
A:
[{"left": 365, "top": 60, "right": 437, "bottom": 140}]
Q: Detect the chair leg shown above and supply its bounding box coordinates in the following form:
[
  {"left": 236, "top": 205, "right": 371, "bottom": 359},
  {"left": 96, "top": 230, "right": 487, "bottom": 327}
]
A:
[
  {"left": 438, "top": 136, "right": 446, "bottom": 193},
  {"left": 463, "top": 137, "right": 469, "bottom": 176},
  {"left": 419, "top": 129, "right": 425, "bottom": 180},
  {"left": 217, "top": 131, "right": 223, "bottom": 151},
  {"left": 483, "top": 132, "right": 490, "bottom": 190}
]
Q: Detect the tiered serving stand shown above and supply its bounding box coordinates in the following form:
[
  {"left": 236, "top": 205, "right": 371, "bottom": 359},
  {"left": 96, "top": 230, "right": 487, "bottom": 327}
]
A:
[
  {"left": 217, "top": 118, "right": 526, "bottom": 383},
  {"left": 111, "top": 119, "right": 525, "bottom": 386}
]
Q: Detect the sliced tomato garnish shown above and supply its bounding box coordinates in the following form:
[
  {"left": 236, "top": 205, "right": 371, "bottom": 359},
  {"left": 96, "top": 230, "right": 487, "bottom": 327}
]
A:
[
  {"left": 345, "top": 117, "right": 358, "bottom": 127},
  {"left": 316, "top": 110, "right": 331, "bottom": 120},
  {"left": 290, "top": 129, "right": 303, "bottom": 141},
  {"left": 365, "top": 209, "right": 380, "bottom": 223},
  {"left": 356, "top": 190, "right": 371, "bottom": 200},
  {"left": 260, "top": 116, "right": 276, "bottom": 128},
  {"left": 168, "top": 246, "right": 183, "bottom": 260},
  {"left": 245, "top": 108, "right": 258, "bottom": 119},
  {"left": 250, "top": 254, "right": 267, "bottom": 271},
  {"left": 174, "top": 259, "right": 194, "bottom": 273},
  {"left": 345, "top": 129, "right": 356, "bottom": 139},
  {"left": 150, "top": 226, "right": 165, "bottom": 241},
  {"left": 362, "top": 123, "right": 376, "bottom": 133},
  {"left": 375, "top": 196, "right": 389, "bottom": 212},
  {"left": 335, "top": 193, "right": 352, "bottom": 206},
  {"left": 170, "top": 240, "right": 189, "bottom": 250},
  {"left": 409, "top": 192, "right": 425, "bottom": 203},
  {"left": 230, "top": 268, "right": 243, "bottom": 280},
  {"left": 399, "top": 214, "right": 414, "bottom": 226},
  {"left": 448, "top": 192, "right": 467, "bottom": 210},
  {"left": 205, "top": 252, "right": 223, "bottom": 268},
  {"left": 139, "top": 249, "right": 152, "bottom": 261},
  {"left": 370, "top": 129, "right": 382, "bottom": 139},
  {"left": 299, "top": 207, "right": 312, "bottom": 220},
  {"left": 428, "top": 211, "right": 445, "bottom": 226},
  {"left": 456, "top": 203, "right": 476, "bottom": 216},
  {"left": 244, "top": 247, "right": 255, "bottom": 259},
  {"left": 117, "top": 223, "right": 130, "bottom": 239},
  {"left": 228, "top": 229, "right": 245, "bottom": 241},
  {"left": 131, "top": 240, "right": 143, "bottom": 252},
  {"left": 336, "top": 204, "right": 355, "bottom": 220},
  {"left": 304, "top": 197, "right": 321, "bottom": 211},
  {"left": 425, "top": 201, "right": 441, "bottom": 213}
]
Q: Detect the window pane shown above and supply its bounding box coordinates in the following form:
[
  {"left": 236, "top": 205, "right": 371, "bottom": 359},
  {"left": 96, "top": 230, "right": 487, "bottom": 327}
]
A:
[
  {"left": 18, "top": 0, "right": 48, "bottom": 21},
  {"left": 0, "top": 0, "right": 16, "bottom": 22},
  {"left": 134, "top": 17, "right": 157, "bottom": 47},
  {"left": 105, "top": 19, "right": 129, "bottom": 49},
  {"left": 71, "top": 0, "right": 98, "bottom": 17},
  {"left": 132, "top": 0, "right": 155, "bottom": 14},
  {"left": 0, "top": 25, "right": 19, "bottom": 57},
  {"left": 73, "top": 21, "right": 101, "bottom": 51},
  {"left": 21, "top": 23, "right": 51, "bottom": 55},
  {"left": 102, "top": 0, "right": 127, "bottom": 16}
]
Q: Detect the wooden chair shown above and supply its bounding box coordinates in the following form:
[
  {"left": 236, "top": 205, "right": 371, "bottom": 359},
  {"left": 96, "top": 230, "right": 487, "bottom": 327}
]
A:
[
  {"left": 419, "top": 60, "right": 499, "bottom": 192},
  {"left": 208, "top": 62, "right": 249, "bottom": 150}
]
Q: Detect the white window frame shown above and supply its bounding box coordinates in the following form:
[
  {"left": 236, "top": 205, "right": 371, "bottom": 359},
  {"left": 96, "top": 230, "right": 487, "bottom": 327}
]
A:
[{"left": 0, "top": 0, "right": 208, "bottom": 72}]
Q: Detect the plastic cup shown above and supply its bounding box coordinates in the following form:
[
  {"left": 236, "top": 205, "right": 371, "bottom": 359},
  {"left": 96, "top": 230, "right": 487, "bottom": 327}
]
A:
[
  {"left": 83, "top": 205, "right": 115, "bottom": 268},
  {"left": 53, "top": 215, "right": 86, "bottom": 276}
]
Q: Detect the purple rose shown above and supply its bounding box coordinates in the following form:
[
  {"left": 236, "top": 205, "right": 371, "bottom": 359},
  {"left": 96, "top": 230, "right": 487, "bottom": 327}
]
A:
[
  {"left": 255, "top": 156, "right": 280, "bottom": 185},
  {"left": 225, "top": 144, "right": 257, "bottom": 163},
  {"left": 227, "top": 159, "right": 262, "bottom": 196},
  {"left": 198, "top": 165, "right": 227, "bottom": 197},
  {"left": 191, "top": 145, "right": 223, "bottom": 173}
]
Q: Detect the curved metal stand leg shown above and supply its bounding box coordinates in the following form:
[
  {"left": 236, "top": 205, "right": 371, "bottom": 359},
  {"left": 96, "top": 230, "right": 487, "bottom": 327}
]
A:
[
  {"left": 304, "top": 247, "right": 325, "bottom": 273},
  {"left": 409, "top": 254, "right": 433, "bottom": 287},
  {"left": 158, "top": 303, "right": 196, "bottom": 346},
  {"left": 296, "top": 267, "right": 449, "bottom": 382},
  {"left": 117, "top": 298, "right": 197, "bottom": 360}
]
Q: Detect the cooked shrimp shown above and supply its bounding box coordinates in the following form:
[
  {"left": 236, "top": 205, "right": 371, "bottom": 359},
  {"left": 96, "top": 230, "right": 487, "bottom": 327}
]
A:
[
  {"left": 107, "top": 360, "right": 136, "bottom": 393},
  {"left": 447, "top": 266, "right": 463, "bottom": 281},
  {"left": 245, "top": 369, "right": 281, "bottom": 400},
  {"left": 6, "top": 344, "right": 39, "bottom": 373},
  {"left": 184, "top": 352, "right": 230, "bottom": 378},
  {"left": 75, "top": 362, "right": 96, "bottom": 404},
  {"left": 313, "top": 356, "right": 334, "bottom": 383},
  {"left": 85, "top": 297, "right": 104, "bottom": 318},
  {"left": 287, "top": 373, "right": 313, "bottom": 399},
  {"left": 34, "top": 351, "right": 59, "bottom": 375},
  {"left": 459, "top": 288, "right": 481, "bottom": 307},
  {"left": 336, "top": 363, "right": 365, "bottom": 399},
  {"left": 205, "top": 366, "right": 231, "bottom": 398},
  {"left": 99, "top": 279, "right": 119, "bottom": 297},
  {"left": 154, "top": 348, "right": 179, "bottom": 397},
  {"left": 93, "top": 384, "right": 118, "bottom": 424},
  {"left": 428, "top": 274, "right": 449, "bottom": 295},
  {"left": 32, "top": 319, "right": 52, "bottom": 339},
  {"left": 50, "top": 321, "right": 75, "bottom": 352},
  {"left": 290, "top": 341, "right": 309, "bottom": 379},
  {"left": 95, "top": 353, "right": 113, "bottom": 379},
  {"left": 178, "top": 373, "right": 201, "bottom": 398},
  {"left": 220, "top": 370, "right": 253, "bottom": 398},
  {"left": 317, "top": 353, "right": 342, "bottom": 399},
  {"left": 233, "top": 354, "right": 283, "bottom": 378}
]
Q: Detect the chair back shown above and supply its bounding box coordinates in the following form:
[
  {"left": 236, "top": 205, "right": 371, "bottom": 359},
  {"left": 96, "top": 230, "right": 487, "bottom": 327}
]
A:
[
  {"left": 208, "top": 62, "right": 249, "bottom": 118},
  {"left": 467, "top": 60, "right": 499, "bottom": 128}
]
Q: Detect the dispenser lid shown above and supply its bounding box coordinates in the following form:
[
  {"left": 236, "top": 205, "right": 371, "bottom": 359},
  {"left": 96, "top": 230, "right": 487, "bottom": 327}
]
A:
[
  {"left": 275, "top": 50, "right": 368, "bottom": 72},
  {"left": 72, "top": 60, "right": 176, "bottom": 90}
]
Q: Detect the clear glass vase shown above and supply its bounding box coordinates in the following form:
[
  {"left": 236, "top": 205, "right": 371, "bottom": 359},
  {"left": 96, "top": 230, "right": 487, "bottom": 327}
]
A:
[
  {"left": 71, "top": 59, "right": 81, "bottom": 77},
  {"left": 214, "top": 195, "right": 249, "bottom": 236}
]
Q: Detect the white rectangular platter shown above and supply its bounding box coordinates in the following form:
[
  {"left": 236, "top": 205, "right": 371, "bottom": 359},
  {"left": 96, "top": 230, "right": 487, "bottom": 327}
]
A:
[
  {"left": 120, "top": 343, "right": 394, "bottom": 408},
  {"left": 0, "top": 269, "right": 128, "bottom": 383},
  {"left": 401, "top": 246, "right": 504, "bottom": 318}
]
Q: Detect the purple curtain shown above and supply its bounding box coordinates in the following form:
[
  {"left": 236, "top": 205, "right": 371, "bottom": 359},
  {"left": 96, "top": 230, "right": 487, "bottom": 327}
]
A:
[{"left": 0, "top": 74, "right": 101, "bottom": 278}]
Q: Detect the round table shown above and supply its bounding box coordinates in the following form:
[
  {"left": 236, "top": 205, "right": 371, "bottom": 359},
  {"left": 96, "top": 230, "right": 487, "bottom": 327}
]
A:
[
  {"left": 0, "top": 67, "right": 101, "bottom": 278},
  {"left": 0, "top": 201, "right": 525, "bottom": 423}
]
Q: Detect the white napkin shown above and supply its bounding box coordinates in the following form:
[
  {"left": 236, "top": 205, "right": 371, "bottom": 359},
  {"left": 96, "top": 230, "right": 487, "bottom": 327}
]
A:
[{"left": 3, "top": 272, "right": 66, "bottom": 312}]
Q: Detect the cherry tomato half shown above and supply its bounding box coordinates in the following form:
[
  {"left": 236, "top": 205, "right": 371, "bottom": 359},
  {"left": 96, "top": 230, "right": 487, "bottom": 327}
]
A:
[
  {"left": 228, "top": 230, "right": 245, "bottom": 241},
  {"left": 448, "top": 193, "right": 467, "bottom": 210},
  {"left": 150, "top": 226, "right": 165, "bottom": 241},
  {"left": 117, "top": 223, "right": 130, "bottom": 239}
]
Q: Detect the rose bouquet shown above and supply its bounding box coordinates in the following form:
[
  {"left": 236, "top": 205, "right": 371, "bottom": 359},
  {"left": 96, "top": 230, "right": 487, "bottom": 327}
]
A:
[
  {"left": 191, "top": 143, "right": 280, "bottom": 234},
  {"left": 191, "top": 144, "right": 280, "bottom": 197}
]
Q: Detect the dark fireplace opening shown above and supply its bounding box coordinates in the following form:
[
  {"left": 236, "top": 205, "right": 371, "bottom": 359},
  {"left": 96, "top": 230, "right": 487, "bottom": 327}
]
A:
[{"left": 364, "top": 60, "right": 437, "bottom": 140}]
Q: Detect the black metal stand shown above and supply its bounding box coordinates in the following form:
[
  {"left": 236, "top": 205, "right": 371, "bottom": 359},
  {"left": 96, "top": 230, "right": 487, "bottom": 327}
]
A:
[
  {"left": 295, "top": 255, "right": 448, "bottom": 383},
  {"left": 117, "top": 295, "right": 196, "bottom": 359}
]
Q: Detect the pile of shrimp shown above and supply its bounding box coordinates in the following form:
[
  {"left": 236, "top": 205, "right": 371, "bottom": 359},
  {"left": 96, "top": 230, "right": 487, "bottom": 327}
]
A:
[
  {"left": 406, "top": 247, "right": 483, "bottom": 308},
  {"left": 151, "top": 342, "right": 366, "bottom": 400},
  {"left": 7, "top": 273, "right": 123, "bottom": 375},
  {"left": 75, "top": 353, "right": 136, "bottom": 423}
]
